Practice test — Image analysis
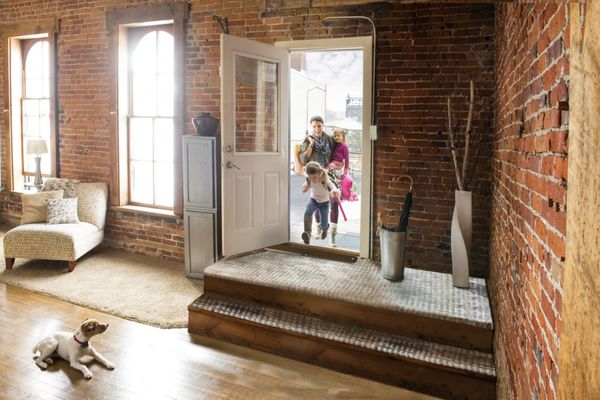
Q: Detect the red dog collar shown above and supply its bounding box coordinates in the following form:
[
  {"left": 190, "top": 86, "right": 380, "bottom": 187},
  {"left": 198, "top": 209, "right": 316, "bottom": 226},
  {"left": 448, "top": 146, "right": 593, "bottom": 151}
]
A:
[{"left": 73, "top": 335, "right": 89, "bottom": 348}]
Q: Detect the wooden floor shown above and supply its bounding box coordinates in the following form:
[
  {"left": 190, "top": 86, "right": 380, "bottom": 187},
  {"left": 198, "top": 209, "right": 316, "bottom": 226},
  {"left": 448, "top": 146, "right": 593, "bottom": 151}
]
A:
[{"left": 0, "top": 283, "right": 438, "bottom": 400}]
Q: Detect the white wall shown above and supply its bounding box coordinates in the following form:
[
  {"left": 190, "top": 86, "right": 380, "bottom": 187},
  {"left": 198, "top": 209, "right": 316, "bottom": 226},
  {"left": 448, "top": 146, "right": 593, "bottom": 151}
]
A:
[{"left": 290, "top": 70, "right": 326, "bottom": 154}]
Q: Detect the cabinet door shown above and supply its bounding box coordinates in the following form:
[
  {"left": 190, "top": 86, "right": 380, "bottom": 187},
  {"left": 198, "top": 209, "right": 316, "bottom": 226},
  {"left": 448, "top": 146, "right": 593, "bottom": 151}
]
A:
[
  {"left": 184, "top": 211, "right": 216, "bottom": 278},
  {"left": 183, "top": 137, "right": 215, "bottom": 210}
]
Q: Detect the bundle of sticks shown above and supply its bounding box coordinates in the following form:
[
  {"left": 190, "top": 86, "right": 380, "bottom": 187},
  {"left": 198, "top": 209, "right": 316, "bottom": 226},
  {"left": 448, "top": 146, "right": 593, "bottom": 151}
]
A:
[{"left": 447, "top": 80, "right": 480, "bottom": 191}]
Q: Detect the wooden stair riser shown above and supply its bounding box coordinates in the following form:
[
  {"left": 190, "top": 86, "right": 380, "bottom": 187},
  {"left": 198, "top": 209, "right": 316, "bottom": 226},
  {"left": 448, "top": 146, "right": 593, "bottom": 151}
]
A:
[
  {"left": 204, "top": 276, "right": 492, "bottom": 352},
  {"left": 189, "top": 308, "right": 496, "bottom": 400}
]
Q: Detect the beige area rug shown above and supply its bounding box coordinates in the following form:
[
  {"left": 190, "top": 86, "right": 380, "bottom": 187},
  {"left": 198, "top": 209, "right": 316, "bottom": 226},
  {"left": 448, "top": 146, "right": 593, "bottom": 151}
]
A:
[{"left": 0, "top": 240, "right": 203, "bottom": 329}]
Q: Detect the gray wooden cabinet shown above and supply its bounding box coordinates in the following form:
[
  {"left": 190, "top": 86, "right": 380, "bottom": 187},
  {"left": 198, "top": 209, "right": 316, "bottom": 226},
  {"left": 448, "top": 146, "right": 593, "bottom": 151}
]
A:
[{"left": 183, "top": 136, "right": 220, "bottom": 278}]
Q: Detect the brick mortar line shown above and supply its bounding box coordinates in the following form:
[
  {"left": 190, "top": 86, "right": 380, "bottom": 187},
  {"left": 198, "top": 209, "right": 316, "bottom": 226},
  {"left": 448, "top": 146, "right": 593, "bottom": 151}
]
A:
[
  {"left": 494, "top": 158, "right": 567, "bottom": 234},
  {"left": 491, "top": 177, "right": 565, "bottom": 270}
]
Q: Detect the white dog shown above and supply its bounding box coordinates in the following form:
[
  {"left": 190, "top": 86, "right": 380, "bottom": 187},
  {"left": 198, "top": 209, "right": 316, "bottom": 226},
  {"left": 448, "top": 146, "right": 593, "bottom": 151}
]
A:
[{"left": 33, "top": 319, "right": 115, "bottom": 379}]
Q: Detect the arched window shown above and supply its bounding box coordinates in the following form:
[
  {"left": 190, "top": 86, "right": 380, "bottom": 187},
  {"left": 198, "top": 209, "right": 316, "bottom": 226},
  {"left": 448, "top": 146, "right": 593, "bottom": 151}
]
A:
[
  {"left": 128, "top": 27, "right": 174, "bottom": 208},
  {"left": 22, "top": 39, "right": 51, "bottom": 177},
  {"left": 108, "top": 4, "right": 186, "bottom": 213},
  {"left": 3, "top": 20, "right": 57, "bottom": 191}
]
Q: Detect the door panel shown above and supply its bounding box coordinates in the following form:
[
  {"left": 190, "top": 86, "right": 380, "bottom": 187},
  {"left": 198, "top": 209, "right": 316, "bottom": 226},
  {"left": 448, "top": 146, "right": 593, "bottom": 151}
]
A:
[
  {"left": 264, "top": 172, "right": 281, "bottom": 225},
  {"left": 234, "top": 174, "right": 253, "bottom": 231},
  {"left": 221, "top": 34, "right": 289, "bottom": 256}
]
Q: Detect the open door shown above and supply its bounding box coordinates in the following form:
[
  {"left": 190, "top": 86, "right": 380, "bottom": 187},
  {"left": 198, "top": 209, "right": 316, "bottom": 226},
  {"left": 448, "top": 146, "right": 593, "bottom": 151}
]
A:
[{"left": 221, "top": 34, "right": 289, "bottom": 256}]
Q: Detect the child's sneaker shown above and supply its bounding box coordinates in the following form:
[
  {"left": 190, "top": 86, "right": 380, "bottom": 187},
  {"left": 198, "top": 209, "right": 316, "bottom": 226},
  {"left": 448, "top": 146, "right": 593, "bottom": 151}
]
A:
[
  {"left": 301, "top": 232, "right": 310, "bottom": 244},
  {"left": 321, "top": 228, "right": 328, "bottom": 239},
  {"left": 314, "top": 226, "right": 322, "bottom": 239}
]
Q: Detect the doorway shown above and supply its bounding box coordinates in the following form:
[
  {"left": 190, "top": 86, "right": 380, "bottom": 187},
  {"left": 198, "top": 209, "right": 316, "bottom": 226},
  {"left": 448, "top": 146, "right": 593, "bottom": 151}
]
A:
[
  {"left": 278, "top": 37, "right": 373, "bottom": 258},
  {"left": 219, "top": 35, "right": 372, "bottom": 259},
  {"left": 288, "top": 49, "right": 364, "bottom": 253}
]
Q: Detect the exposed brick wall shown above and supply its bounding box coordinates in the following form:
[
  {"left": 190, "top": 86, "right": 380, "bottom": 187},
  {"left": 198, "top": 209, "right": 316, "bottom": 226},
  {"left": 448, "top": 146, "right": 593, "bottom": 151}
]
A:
[
  {"left": 0, "top": 1, "right": 495, "bottom": 275},
  {"left": 105, "top": 210, "right": 184, "bottom": 261},
  {"left": 490, "top": 3, "right": 569, "bottom": 399},
  {"left": 373, "top": 3, "right": 495, "bottom": 277}
]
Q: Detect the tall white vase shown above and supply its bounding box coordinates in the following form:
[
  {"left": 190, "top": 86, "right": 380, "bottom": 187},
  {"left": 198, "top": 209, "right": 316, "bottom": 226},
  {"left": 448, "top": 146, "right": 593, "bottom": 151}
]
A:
[{"left": 451, "top": 190, "right": 472, "bottom": 288}]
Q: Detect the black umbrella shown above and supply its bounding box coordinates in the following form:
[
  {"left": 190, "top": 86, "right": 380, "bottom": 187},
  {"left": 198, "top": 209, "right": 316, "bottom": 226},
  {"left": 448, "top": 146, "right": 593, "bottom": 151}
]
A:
[{"left": 394, "top": 176, "right": 413, "bottom": 232}]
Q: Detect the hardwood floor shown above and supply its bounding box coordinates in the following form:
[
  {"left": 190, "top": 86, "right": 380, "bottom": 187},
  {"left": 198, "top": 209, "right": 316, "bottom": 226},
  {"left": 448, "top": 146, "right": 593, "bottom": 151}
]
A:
[{"left": 0, "top": 283, "right": 437, "bottom": 400}]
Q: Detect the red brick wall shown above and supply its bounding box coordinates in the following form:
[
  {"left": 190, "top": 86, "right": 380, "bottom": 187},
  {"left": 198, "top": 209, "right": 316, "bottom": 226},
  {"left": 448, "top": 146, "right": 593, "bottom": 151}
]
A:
[
  {"left": 104, "top": 210, "right": 184, "bottom": 261},
  {"left": 0, "top": 1, "right": 495, "bottom": 272},
  {"left": 373, "top": 3, "right": 495, "bottom": 277},
  {"left": 490, "top": 3, "right": 568, "bottom": 399}
]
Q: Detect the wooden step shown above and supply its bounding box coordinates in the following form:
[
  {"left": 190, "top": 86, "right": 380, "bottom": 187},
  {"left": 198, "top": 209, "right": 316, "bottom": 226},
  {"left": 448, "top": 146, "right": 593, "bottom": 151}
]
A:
[
  {"left": 203, "top": 250, "right": 493, "bottom": 352},
  {"left": 188, "top": 293, "right": 496, "bottom": 400}
]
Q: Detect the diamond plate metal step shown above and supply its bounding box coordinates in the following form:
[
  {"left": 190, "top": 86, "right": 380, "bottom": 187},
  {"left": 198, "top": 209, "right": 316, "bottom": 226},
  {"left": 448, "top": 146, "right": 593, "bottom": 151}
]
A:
[
  {"left": 203, "top": 250, "right": 493, "bottom": 352},
  {"left": 189, "top": 292, "right": 496, "bottom": 400}
]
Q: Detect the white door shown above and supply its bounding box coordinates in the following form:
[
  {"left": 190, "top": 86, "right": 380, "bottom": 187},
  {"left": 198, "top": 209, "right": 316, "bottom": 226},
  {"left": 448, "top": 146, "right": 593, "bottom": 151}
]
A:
[{"left": 221, "top": 34, "right": 289, "bottom": 256}]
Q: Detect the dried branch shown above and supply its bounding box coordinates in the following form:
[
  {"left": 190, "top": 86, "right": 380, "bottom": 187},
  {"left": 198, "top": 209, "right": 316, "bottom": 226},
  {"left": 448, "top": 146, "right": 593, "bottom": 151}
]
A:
[
  {"left": 464, "top": 134, "right": 482, "bottom": 191},
  {"left": 461, "top": 80, "right": 474, "bottom": 185},
  {"left": 447, "top": 80, "right": 477, "bottom": 192},
  {"left": 447, "top": 97, "right": 464, "bottom": 191}
]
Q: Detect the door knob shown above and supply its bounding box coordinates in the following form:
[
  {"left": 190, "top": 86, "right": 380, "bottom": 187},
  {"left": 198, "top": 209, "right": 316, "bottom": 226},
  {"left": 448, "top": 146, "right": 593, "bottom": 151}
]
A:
[{"left": 226, "top": 161, "right": 241, "bottom": 170}]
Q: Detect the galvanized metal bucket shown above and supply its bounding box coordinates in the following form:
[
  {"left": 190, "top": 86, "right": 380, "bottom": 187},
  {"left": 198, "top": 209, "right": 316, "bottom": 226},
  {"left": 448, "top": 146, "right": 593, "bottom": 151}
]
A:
[{"left": 380, "top": 229, "right": 407, "bottom": 281}]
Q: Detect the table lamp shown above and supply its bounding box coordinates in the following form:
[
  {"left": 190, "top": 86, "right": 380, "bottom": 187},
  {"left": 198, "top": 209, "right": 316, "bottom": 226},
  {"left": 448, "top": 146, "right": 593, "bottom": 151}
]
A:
[{"left": 27, "top": 139, "right": 48, "bottom": 187}]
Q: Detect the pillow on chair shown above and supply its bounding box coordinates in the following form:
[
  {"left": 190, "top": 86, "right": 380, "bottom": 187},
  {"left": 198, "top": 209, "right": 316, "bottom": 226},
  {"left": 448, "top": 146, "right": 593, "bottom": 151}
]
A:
[
  {"left": 46, "top": 198, "right": 80, "bottom": 224},
  {"left": 42, "top": 178, "right": 80, "bottom": 198},
  {"left": 21, "top": 190, "right": 64, "bottom": 224}
]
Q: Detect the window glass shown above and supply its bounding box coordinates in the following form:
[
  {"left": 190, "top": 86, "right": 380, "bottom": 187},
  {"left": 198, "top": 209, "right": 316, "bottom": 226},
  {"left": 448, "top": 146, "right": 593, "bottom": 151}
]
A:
[
  {"left": 23, "top": 40, "right": 51, "bottom": 176},
  {"left": 129, "top": 27, "right": 174, "bottom": 208},
  {"left": 234, "top": 55, "right": 279, "bottom": 153}
]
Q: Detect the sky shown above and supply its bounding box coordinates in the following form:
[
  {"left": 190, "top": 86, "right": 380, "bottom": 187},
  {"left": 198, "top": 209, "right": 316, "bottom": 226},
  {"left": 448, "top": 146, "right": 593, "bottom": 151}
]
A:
[{"left": 304, "top": 50, "right": 363, "bottom": 114}]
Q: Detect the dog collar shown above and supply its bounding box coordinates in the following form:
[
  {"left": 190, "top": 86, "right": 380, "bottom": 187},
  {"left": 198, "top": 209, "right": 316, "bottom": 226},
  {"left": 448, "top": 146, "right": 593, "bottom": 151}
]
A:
[{"left": 73, "top": 335, "right": 89, "bottom": 348}]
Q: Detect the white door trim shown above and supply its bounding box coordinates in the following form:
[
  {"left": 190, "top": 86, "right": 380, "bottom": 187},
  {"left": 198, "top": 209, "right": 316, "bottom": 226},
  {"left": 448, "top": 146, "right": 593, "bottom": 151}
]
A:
[{"left": 276, "top": 37, "right": 373, "bottom": 259}]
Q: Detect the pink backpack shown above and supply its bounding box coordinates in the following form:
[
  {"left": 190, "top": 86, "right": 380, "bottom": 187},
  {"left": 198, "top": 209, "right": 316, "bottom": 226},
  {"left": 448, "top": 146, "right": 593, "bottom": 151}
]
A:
[{"left": 340, "top": 175, "right": 353, "bottom": 201}]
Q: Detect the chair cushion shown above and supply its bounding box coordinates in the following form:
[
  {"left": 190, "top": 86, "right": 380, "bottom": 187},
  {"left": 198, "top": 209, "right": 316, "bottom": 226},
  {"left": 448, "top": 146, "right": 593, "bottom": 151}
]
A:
[
  {"left": 47, "top": 198, "right": 80, "bottom": 224},
  {"left": 21, "top": 190, "right": 64, "bottom": 224},
  {"left": 42, "top": 178, "right": 80, "bottom": 198},
  {"left": 3, "top": 222, "right": 103, "bottom": 261},
  {"left": 75, "top": 182, "right": 108, "bottom": 230}
]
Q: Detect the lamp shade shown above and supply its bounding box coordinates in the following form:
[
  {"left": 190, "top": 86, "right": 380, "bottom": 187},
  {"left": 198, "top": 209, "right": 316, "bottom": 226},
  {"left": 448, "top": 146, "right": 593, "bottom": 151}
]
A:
[{"left": 27, "top": 139, "right": 48, "bottom": 155}]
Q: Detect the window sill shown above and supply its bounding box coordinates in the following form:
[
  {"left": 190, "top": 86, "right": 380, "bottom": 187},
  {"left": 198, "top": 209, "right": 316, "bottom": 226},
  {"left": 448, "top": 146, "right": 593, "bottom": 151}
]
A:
[
  {"left": 110, "top": 205, "right": 180, "bottom": 220},
  {"left": 3, "top": 186, "right": 41, "bottom": 195}
]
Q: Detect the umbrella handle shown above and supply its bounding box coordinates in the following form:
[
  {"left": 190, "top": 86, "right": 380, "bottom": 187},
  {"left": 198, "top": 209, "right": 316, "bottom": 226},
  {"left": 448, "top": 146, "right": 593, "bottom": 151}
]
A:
[
  {"left": 392, "top": 175, "right": 414, "bottom": 192},
  {"left": 336, "top": 196, "right": 347, "bottom": 221}
]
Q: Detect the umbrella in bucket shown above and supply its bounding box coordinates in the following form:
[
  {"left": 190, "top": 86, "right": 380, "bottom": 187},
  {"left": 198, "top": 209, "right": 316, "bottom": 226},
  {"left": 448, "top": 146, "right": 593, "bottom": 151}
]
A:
[
  {"left": 376, "top": 175, "right": 414, "bottom": 232},
  {"left": 377, "top": 175, "right": 413, "bottom": 281},
  {"left": 394, "top": 175, "right": 413, "bottom": 232}
]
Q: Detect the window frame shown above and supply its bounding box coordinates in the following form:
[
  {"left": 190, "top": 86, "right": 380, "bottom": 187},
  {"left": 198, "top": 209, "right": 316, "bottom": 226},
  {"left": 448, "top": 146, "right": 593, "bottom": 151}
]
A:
[
  {"left": 0, "top": 19, "right": 58, "bottom": 191},
  {"left": 107, "top": 3, "right": 188, "bottom": 215}
]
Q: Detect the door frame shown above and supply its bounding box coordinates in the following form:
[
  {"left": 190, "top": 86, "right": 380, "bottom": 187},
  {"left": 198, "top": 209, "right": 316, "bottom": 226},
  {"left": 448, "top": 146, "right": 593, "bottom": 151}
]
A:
[{"left": 276, "top": 36, "right": 373, "bottom": 259}]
